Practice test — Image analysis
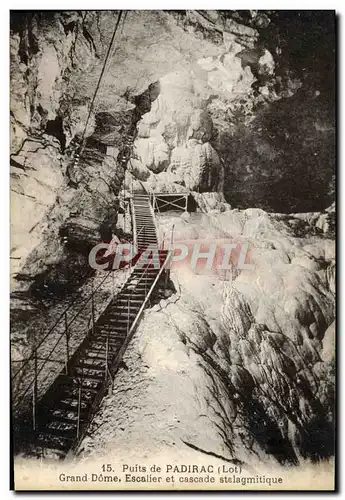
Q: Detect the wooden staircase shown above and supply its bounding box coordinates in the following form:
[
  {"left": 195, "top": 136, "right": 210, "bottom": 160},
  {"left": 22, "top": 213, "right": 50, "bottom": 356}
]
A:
[
  {"left": 13, "top": 193, "right": 170, "bottom": 458},
  {"left": 132, "top": 193, "right": 159, "bottom": 251}
]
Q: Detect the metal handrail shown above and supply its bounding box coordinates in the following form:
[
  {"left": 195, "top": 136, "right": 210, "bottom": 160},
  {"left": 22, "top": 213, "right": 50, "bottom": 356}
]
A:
[
  {"left": 11, "top": 269, "right": 94, "bottom": 379},
  {"left": 72, "top": 188, "right": 166, "bottom": 439},
  {"left": 12, "top": 224, "right": 145, "bottom": 383},
  {"left": 11, "top": 270, "right": 109, "bottom": 381},
  {"left": 71, "top": 247, "right": 171, "bottom": 453},
  {"left": 11, "top": 270, "right": 118, "bottom": 411},
  {"left": 74, "top": 196, "right": 169, "bottom": 451},
  {"left": 111, "top": 249, "right": 171, "bottom": 373},
  {"left": 15, "top": 192, "right": 169, "bottom": 446}
]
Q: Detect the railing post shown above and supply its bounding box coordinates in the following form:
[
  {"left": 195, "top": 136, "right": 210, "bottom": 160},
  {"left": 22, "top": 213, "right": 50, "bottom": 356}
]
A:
[
  {"left": 105, "top": 334, "right": 109, "bottom": 382},
  {"left": 32, "top": 345, "right": 38, "bottom": 431},
  {"left": 127, "top": 297, "right": 130, "bottom": 335},
  {"left": 164, "top": 257, "right": 169, "bottom": 290},
  {"left": 145, "top": 266, "right": 148, "bottom": 303},
  {"left": 64, "top": 312, "right": 69, "bottom": 375},
  {"left": 170, "top": 224, "right": 175, "bottom": 249},
  {"left": 123, "top": 206, "right": 126, "bottom": 236},
  {"left": 77, "top": 379, "right": 82, "bottom": 440},
  {"left": 164, "top": 225, "right": 174, "bottom": 289},
  {"left": 91, "top": 284, "right": 95, "bottom": 337}
]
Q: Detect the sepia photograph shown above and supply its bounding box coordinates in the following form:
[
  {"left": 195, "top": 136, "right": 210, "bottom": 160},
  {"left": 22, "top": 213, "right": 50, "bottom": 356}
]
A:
[{"left": 9, "top": 8, "right": 336, "bottom": 491}]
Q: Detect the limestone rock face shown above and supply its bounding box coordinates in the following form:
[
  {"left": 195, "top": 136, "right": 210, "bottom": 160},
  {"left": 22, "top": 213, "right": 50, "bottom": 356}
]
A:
[
  {"left": 132, "top": 69, "right": 227, "bottom": 193},
  {"left": 131, "top": 28, "right": 278, "bottom": 195},
  {"left": 10, "top": 136, "right": 64, "bottom": 277}
]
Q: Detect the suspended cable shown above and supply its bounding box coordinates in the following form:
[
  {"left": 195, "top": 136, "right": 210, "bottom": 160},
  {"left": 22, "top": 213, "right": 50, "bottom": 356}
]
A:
[{"left": 79, "top": 10, "right": 124, "bottom": 149}]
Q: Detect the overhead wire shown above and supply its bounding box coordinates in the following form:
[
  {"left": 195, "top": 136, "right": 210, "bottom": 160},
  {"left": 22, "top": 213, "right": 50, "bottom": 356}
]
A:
[{"left": 79, "top": 10, "right": 124, "bottom": 149}]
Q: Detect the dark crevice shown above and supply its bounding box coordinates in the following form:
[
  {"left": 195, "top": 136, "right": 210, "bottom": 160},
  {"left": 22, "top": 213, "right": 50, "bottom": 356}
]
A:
[
  {"left": 63, "top": 21, "right": 76, "bottom": 35},
  {"left": 10, "top": 158, "right": 26, "bottom": 171},
  {"left": 182, "top": 439, "right": 250, "bottom": 470},
  {"left": 82, "top": 25, "right": 99, "bottom": 56},
  {"left": 45, "top": 116, "right": 66, "bottom": 152},
  {"left": 11, "top": 12, "right": 39, "bottom": 65}
]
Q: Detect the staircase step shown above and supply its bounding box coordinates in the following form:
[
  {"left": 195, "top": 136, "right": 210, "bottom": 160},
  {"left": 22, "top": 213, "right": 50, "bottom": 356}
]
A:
[
  {"left": 127, "top": 277, "right": 155, "bottom": 283},
  {"left": 118, "top": 300, "right": 144, "bottom": 306},
  {"left": 73, "top": 372, "right": 104, "bottom": 384},
  {"left": 92, "top": 331, "right": 125, "bottom": 339},
  {"left": 86, "top": 344, "right": 120, "bottom": 354},
  {"left": 126, "top": 283, "right": 153, "bottom": 289},
  {"left": 109, "top": 324, "right": 129, "bottom": 331},
  {"left": 42, "top": 413, "right": 80, "bottom": 425},
  {"left": 137, "top": 236, "right": 158, "bottom": 239},
  {"left": 120, "top": 291, "right": 146, "bottom": 298},
  {"left": 57, "top": 376, "right": 100, "bottom": 394},
  {"left": 92, "top": 329, "right": 125, "bottom": 339},
  {"left": 89, "top": 336, "right": 124, "bottom": 346},
  {"left": 102, "top": 310, "right": 138, "bottom": 318},
  {"left": 96, "top": 321, "right": 130, "bottom": 330},
  {"left": 80, "top": 351, "right": 108, "bottom": 361},
  {"left": 137, "top": 238, "right": 157, "bottom": 241},
  {"left": 98, "top": 317, "right": 131, "bottom": 326},
  {"left": 39, "top": 426, "right": 77, "bottom": 440},
  {"left": 91, "top": 327, "right": 123, "bottom": 335},
  {"left": 75, "top": 364, "right": 106, "bottom": 376},
  {"left": 117, "top": 300, "right": 143, "bottom": 306},
  {"left": 59, "top": 400, "right": 89, "bottom": 411},
  {"left": 105, "top": 311, "right": 138, "bottom": 319},
  {"left": 126, "top": 275, "right": 156, "bottom": 281},
  {"left": 132, "top": 271, "right": 158, "bottom": 276},
  {"left": 107, "top": 305, "right": 141, "bottom": 313},
  {"left": 89, "top": 335, "right": 124, "bottom": 344},
  {"left": 37, "top": 433, "right": 73, "bottom": 450},
  {"left": 105, "top": 314, "right": 131, "bottom": 328}
]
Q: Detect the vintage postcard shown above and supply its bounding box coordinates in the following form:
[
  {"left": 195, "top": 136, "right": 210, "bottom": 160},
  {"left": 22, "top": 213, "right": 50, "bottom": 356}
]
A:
[{"left": 10, "top": 9, "right": 336, "bottom": 491}]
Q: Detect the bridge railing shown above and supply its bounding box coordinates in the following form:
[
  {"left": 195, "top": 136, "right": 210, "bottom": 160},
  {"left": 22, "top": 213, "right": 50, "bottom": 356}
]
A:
[
  {"left": 71, "top": 247, "right": 172, "bottom": 452},
  {"left": 11, "top": 268, "right": 129, "bottom": 416}
]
